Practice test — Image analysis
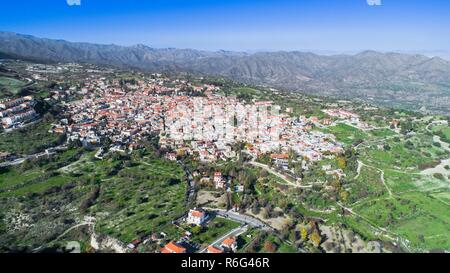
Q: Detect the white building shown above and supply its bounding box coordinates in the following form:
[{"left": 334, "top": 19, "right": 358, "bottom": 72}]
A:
[{"left": 186, "top": 208, "right": 207, "bottom": 226}]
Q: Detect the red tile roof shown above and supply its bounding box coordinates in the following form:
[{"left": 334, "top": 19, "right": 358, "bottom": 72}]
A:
[
  {"left": 160, "top": 241, "right": 186, "bottom": 254},
  {"left": 190, "top": 209, "right": 205, "bottom": 218},
  {"left": 221, "top": 236, "right": 236, "bottom": 247},
  {"left": 207, "top": 245, "right": 224, "bottom": 254}
]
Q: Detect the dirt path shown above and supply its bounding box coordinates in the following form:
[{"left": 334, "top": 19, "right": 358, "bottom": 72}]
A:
[
  {"left": 356, "top": 160, "right": 393, "bottom": 197},
  {"left": 248, "top": 161, "right": 312, "bottom": 189},
  {"left": 336, "top": 202, "right": 401, "bottom": 244}
]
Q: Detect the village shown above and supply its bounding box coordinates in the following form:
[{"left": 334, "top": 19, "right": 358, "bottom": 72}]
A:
[
  {"left": 1, "top": 61, "right": 448, "bottom": 254},
  {"left": 38, "top": 74, "right": 355, "bottom": 253},
  {"left": 49, "top": 75, "right": 345, "bottom": 169},
  {"left": 1, "top": 62, "right": 423, "bottom": 254}
]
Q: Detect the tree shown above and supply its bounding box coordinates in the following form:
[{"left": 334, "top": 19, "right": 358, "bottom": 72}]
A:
[
  {"left": 337, "top": 156, "right": 347, "bottom": 170},
  {"left": 289, "top": 230, "right": 299, "bottom": 242},
  {"left": 418, "top": 234, "right": 425, "bottom": 243},
  {"left": 20, "top": 159, "right": 33, "bottom": 172},
  {"left": 251, "top": 203, "right": 260, "bottom": 215},
  {"left": 300, "top": 227, "right": 308, "bottom": 241},
  {"left": 400, "top": 120, "right": 414, "bottom": 135},
  {"left": 310, "top": 231, "right": 322, "bottom": 247},
  {"left": 339, "top": 190, "right": 349, "bottom": 203},
  {"left": 191, "top": 225, "right": 203, "bottom": 235},
  {"left": 80, "top": 185, "right": 100, "bottom": 212},
  {"left": 263, "top": 240, "right": 277, "bottom": 253},
  {"left": 167, "top": 178, "right": 181, "bottom": 185},
  {"left": 405, "top": 140, "right": 414, "bottom": 149}
]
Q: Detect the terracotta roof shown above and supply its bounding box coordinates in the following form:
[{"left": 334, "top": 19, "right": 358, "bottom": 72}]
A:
[
  {"left": 221, "top": 236, "right": 236, "bottom": 247},
  {"left": 270, "top": 154, "right": 289, "bottom": 159},
  {"left": 207, "top": 245, "right": 224, "bottom": 253},
  {"left": 161, "top": 241, "right": 186, "bottom": 254},
  {"left": 190, "top": 209, "right": 205, "bottom": 218}
]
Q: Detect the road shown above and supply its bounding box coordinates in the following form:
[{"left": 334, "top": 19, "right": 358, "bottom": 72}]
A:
[
  {"left": 248, "top": 161, "right": 312, "bottom": 189},
  {"left": 205, "top": 208, "right": 272, "bottom": 230},
  {"left": 53, "top": 216, "right": 96, "bottom": 242},
  {"left": 0, "top": 145, "right": 68, "bottom": 168},
  {"left": 32, "top": 216, "right": 96, "bottom": 253}
]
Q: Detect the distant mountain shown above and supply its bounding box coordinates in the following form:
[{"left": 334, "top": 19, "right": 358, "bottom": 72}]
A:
[{"left": 1, "top": 31, "right": 450, "bottom": 114}]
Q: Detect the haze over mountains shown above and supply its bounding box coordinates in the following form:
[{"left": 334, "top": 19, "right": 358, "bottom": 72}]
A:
[{"left": 1, "top": 31, "right": 450, "bottom": 114}]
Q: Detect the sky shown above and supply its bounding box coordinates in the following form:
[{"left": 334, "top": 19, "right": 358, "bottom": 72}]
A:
[{"left": 1, "top": 0, "right": 450, "bottom": 54}]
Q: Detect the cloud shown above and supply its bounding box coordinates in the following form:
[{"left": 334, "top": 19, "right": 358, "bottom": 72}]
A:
[
  {"left": 367, "top": 0, "right": 382, "bottom": 6},
  {"left": 67, "top": 0, "right": 81, "bottom": 6}
]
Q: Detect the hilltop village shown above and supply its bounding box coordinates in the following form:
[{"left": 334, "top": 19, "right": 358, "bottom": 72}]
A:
[{"left": 50, "top": 75, "right": 344, "bottom": 167}]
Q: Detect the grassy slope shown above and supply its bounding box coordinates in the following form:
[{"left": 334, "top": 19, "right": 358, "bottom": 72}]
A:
[{"left": 0, "top": 148, "right": 187, "bottom": 250}]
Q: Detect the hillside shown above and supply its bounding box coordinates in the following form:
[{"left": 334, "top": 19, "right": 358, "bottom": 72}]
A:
[{"left": 1, "top": 31, "right": 450, "bottom": 114}]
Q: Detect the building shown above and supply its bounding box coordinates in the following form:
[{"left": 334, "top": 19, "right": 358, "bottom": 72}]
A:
[
  {"left": 165, "top": 152, "right": 177, "bottom": 161},
  {"left": 270, "top": 154, "right": 289, "bottom": 169},
  {"left": 234, "top": 184, "right": 244, "bottom": 193},
  {"left": 221, "top": 236, "right": 237, "bottom": 252},
  {"left": 207, "top": 245, "right": 224, "bottom": 253},
  {"left": 160, "top": 241, "right": 187, "bottom": 254},
  {"left": 186, "top": 208, "right": 207, "bottom": 226},
  {"left": 214, "top": 171, "right": 226, "bottom": 189}
]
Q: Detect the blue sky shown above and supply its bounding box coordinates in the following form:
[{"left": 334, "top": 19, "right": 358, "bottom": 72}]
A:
[{"left": 1, "top": 0, "right": 450, "bottom": 53}]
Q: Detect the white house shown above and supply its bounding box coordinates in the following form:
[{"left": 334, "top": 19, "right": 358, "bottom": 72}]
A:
[{"left": 186, "top": 208, "right": 207, "bottom": 226}]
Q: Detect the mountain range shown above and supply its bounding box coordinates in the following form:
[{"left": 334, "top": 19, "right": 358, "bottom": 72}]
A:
[{"left": 1, "top": 31, "right": 450, "bottom": 114}]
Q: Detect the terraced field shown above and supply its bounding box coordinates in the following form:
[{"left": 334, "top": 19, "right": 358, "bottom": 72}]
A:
[
  {"left": 342, "top": 123, "right": 450, "bottom": 251},
  {"left": 0, "top": 76, "right": 27, "bottom": 97},
  {"left": 0, "top": 148, "right": 188, "bottom": 250}
]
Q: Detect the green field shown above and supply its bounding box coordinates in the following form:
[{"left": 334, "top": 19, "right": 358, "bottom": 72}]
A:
[
  {"left": 85, "top": 154, "right": 187, "bottom": 243},
  {"left": 0, "top": 115, "right": 62, "bottom": 155},
  {"left": 239, "top": 229, "right": 297, "bottom": 253},
  {"left": 187, "top": 217, "right": 241, "bottom": 246},
  {"left": 432, "top": 125, "right": 450, "bottom": 138},
  {"left": 370, "top": 128, "right": 397, "bottom": 138},
  {"left": 441, "top": 127, "right": 450, "bottom": 139},
  {"left": 0, "top": 76, "right": 27, "bottom": 97},
  {"left": 0, "top": 148, "right": 189, "bottom": 250},
  {"left": 432, "top": 125, "right": 450, "bottom": 143},
  {"left": 323, "top": 123, "right": 369, "bottom": 146},
  {"left": 353, "top": 191, "right": 450, "bottom": 251}
]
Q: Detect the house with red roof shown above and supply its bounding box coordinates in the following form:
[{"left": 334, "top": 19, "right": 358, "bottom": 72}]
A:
[
  {"left": 207, "top": 245, "right": 224, "bottom": 254},
  {"left": 221, "top": 236, "right": 237, "bottom": 252},
  {"left": 160, "top": 241, "right": 186, "bottom": 254},
  {"left": 214, "top": 171, "right": 226, "bottom": 189},
  {"left": 186, "top": 208, "right": 207, "bottom": 226}
]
